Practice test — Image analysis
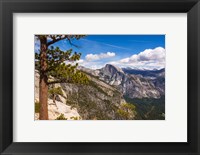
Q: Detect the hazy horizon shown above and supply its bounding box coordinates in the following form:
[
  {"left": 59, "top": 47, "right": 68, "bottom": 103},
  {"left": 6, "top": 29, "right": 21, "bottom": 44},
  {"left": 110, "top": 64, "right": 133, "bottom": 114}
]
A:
[{"left": 78, "top": 63, "right": 165, "bottom": 71}]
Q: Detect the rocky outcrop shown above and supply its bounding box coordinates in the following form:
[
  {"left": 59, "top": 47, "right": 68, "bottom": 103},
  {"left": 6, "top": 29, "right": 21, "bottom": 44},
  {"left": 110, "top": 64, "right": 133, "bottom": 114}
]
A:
[
  {"left": 77, "top": 66, "right": 100, "bottom": 77},
  {"left": 35, "top": 70, "right": 81, "bottom": 120},
  {"left": 60, "top": 74, "right": 135, "bottom": 120},
  {"left": 35, "top": 69, "right": 136, "bottom": 120},
  {"left": 35, "top": 99, "right": 81, "bottom": 120},
  {"left": 122, "top": 67, "right": 165, "bottom": 96},
  {"left": 99, "top": 64, "right": 126, "bottom": 86},
  {"left": 93, "top": 64, "right": 162, "bottom": 99}
]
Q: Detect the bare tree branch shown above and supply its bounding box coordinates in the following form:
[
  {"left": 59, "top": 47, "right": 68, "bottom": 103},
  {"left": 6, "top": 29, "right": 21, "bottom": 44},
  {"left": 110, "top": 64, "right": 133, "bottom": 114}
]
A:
[
  {"left": 47, "top": 35, "right": 80, "bottom": 48},
  {"left": 66, "top": 36, "right": 80, "bottom": 48},
  {"left": 47, "top": 80, "right": 67, "bottom": 85},
  {"left": 47, "top": 36, "right": 68, "bottom": 46}
]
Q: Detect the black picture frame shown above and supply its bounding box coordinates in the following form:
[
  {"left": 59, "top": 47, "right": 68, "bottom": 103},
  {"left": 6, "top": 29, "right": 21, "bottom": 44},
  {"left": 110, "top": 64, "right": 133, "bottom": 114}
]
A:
[{"left": 0, "top": 0, "right": 200, "bottom": 154}]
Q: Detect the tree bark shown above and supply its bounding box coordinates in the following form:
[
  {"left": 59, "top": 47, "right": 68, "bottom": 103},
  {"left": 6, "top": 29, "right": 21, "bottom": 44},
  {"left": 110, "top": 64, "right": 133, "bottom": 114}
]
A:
[
  {"left": 53, "top": 94, "right": 56, "bottom": 104},
  {"left": 39, "top": 36, "right": 48, "bottom": 120}
]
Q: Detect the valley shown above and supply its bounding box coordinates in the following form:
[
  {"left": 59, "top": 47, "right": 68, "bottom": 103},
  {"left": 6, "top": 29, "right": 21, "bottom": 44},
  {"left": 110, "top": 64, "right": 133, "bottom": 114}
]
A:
[{"left": 35, "top": 64, "right": 165, "bottom": 120}]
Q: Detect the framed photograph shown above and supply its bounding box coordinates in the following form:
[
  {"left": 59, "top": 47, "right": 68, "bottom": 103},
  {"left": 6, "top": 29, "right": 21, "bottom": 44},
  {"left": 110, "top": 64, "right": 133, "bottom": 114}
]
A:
[
  {"left": 34, "top": 34, "right": 166, "bottom": 121},
  {"left": 0, "top": 0, "right": 200, "bottom": 154}
]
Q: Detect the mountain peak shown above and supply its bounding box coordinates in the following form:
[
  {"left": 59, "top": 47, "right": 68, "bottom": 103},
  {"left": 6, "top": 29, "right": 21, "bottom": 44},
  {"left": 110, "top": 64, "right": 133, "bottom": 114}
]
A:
[{"left": 104, "top": 64, "right": 124, "bottom": 73}]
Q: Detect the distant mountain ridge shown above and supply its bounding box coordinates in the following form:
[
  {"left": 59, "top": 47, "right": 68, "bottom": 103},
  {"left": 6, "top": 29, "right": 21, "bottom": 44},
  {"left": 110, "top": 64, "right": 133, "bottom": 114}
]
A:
[
  {"left": 122, "top": 67, "right": 165, "bottom": 78},
  {"left": 78, "top": 64, "right": 165, "bottom": 99}
]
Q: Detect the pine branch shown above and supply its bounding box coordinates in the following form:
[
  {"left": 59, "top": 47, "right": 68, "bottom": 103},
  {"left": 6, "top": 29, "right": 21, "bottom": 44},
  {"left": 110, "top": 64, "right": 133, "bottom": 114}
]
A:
[
  {"left": 66, "top": 37, "right": 79, "bottom": 48},
  {"left": 47, "top": 36, "right": 68, "bottom": 46},
  {"left": 47, "top": 35, "right": 80, "bottom": 48},
  {"left": 47, "top": 79, "right": 68, "bottom": 85}
]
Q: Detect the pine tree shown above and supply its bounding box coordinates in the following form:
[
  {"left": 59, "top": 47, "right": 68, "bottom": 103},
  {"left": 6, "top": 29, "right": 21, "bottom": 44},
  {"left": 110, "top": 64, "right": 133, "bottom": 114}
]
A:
[
  {"left": 35, "top": 35, "right": 88, "bottom": 120},
  {"left": 48, "top": 86, "right": 63, "bottom": 104}
]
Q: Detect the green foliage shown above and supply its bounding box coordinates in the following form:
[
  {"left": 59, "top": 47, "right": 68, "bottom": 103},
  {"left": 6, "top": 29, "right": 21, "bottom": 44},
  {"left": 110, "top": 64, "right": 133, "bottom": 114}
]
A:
[
  {"left": 35, "top": 101, "right": 40, "bottom": 113},
  {"left": 56, "top": 114, "right": 67, "bottom": 120},
  {"left": 124, "top": 96, "right": 165, "bottom": 120},
  {"left": 70, "top": 116, "right": 81, "bottom": 120},
  {"left": 116, "top": 102, "right": 136, "bottom": 120},
  {"left": 35, "top": 35, "right": 89, "bottom": 86},
  {"left": 35, "top": 61, "right": 40, "bottom": 71},
  {"left": 117, "top": 109, "right": 130, "bottom": 119},
  {"left": 48, "top": 87, "right": 63, "bottom": 96},
  {"left": 122, "top": 102, "right": 136, "bottom": 111}
]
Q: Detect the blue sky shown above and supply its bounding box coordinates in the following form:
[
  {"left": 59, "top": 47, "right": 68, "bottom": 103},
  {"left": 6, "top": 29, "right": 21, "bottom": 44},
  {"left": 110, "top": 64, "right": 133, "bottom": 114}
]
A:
[{"left": 35, "top": 35, "right": 165, "bottom": 70}]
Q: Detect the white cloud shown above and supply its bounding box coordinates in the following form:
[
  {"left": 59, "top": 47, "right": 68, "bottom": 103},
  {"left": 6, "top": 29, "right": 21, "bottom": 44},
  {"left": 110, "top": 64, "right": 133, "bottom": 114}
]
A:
[
  {"left": 110, "top": 47, "right": 165, "bottom": 70},
  {"left": 65, "top": 59, "right": 84, "bottom": 65},
  {"left": 65, "top": 59, "right": 104, "bottom": 69},
  {"left": 77, "top": 59, "right": 84, "bottom": 63},
  {"left": 77, "top": 59, "right": 104, "bottom": 69},
  {"left": 85, "top": 52, "right": 115, "bottom": 61},
  {"left": 66, "top": 47, "right": 165, "bottom": 70}
]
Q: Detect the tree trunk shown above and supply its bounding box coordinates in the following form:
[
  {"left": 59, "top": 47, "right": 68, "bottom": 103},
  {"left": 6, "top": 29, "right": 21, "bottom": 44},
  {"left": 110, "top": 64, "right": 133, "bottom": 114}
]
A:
[
  {"left": 53, "top": 94, "right": 56, "bottom": 104},
  {"left": 39, "top": 36, "right": 48, "bottom": 120}
]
